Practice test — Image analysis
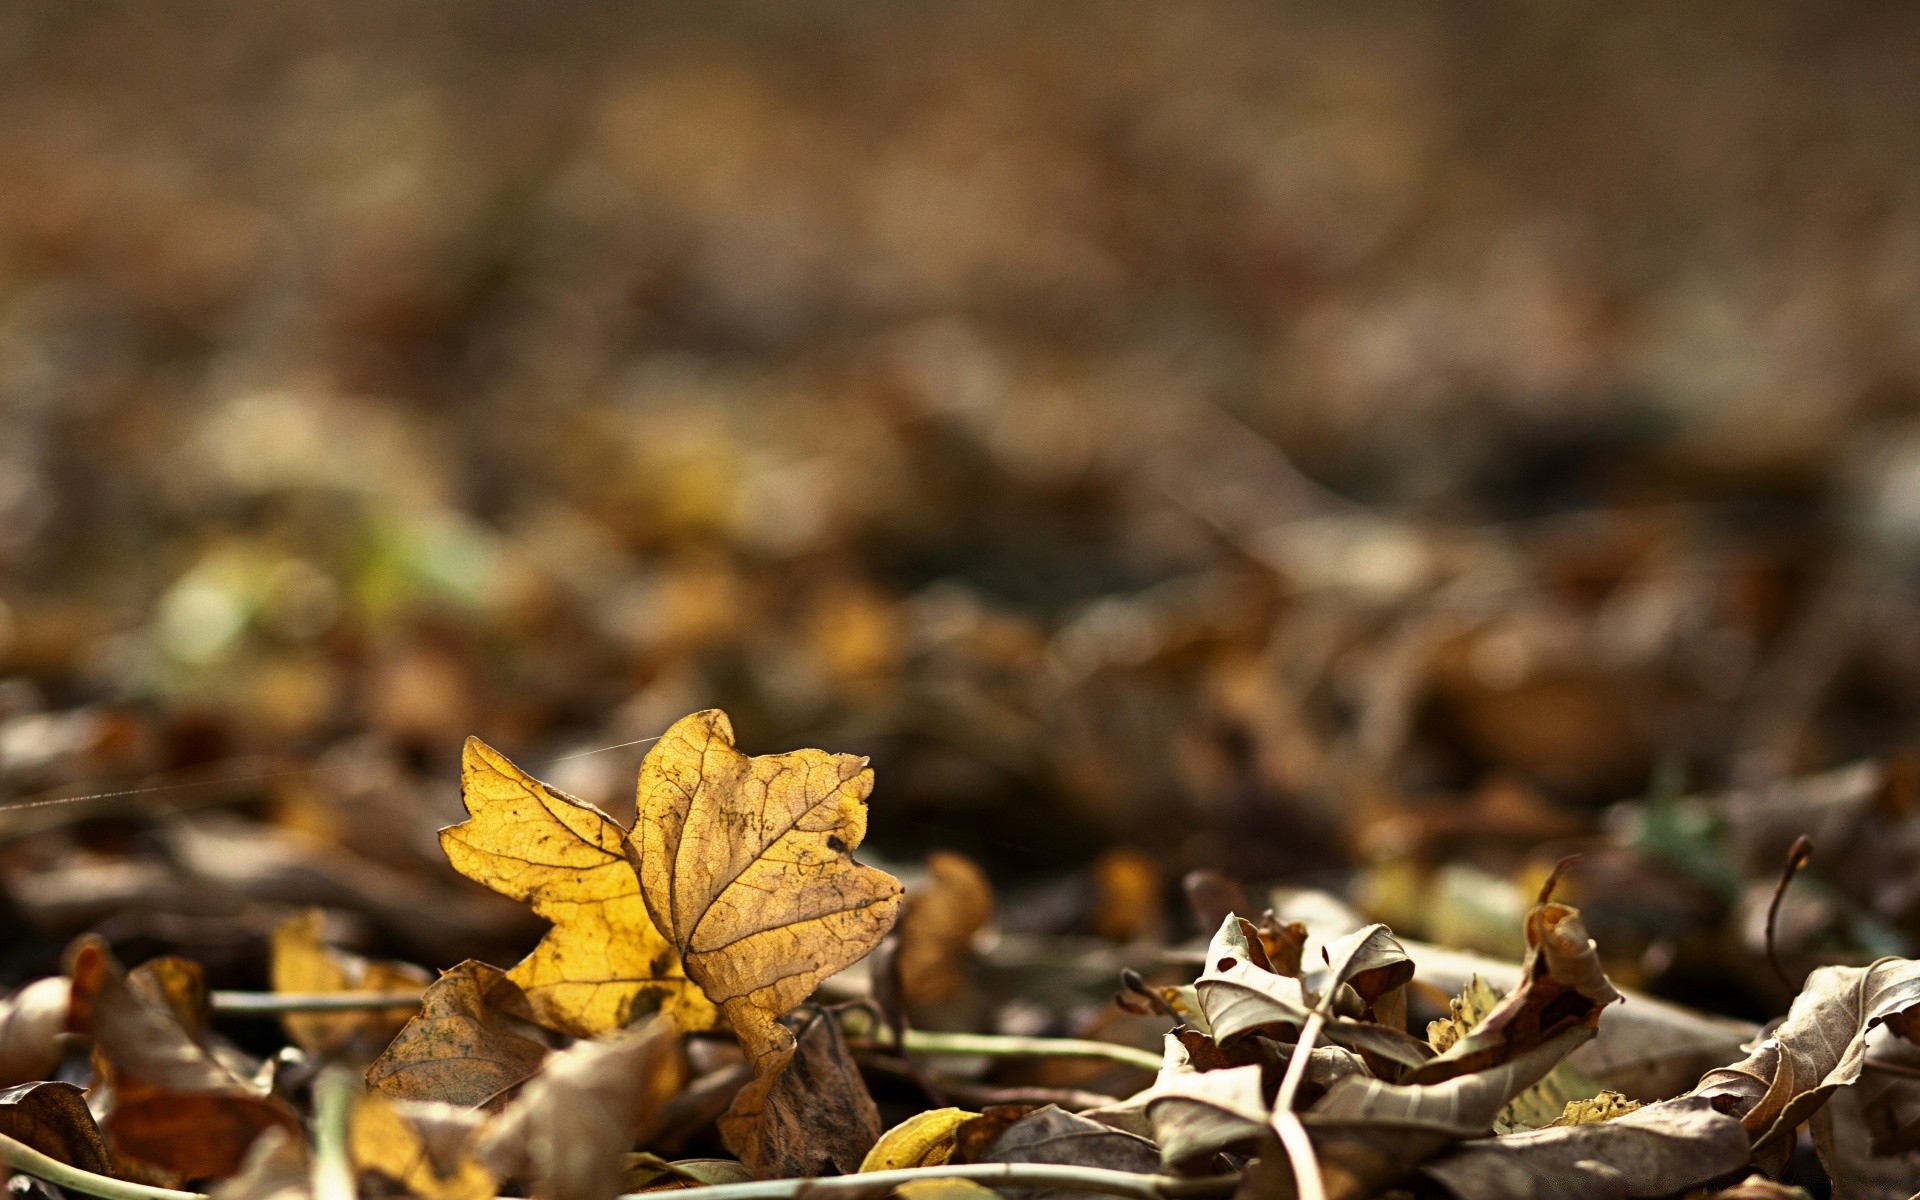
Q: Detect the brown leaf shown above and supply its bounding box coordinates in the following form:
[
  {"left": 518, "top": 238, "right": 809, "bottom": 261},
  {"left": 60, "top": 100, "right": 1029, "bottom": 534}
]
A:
[
  {"left": 1141, "top": 1063, "right": 1268, "bottom": 1166},
  {"left": 630, "top": 709, "right": 904, "bottom": 1069},
  {"left": 271, "top": 909, "right": 429, "bottom": 1059},
  {"left": 65, "top": 936, "right": 300, "bottom": 1181},
  {"left": 474, "top": 1016, "right": 687, "bottom": 1200},
  {"left": 620, "top": 1155, "right": 753, "bottom": 1192},
  {"left": 0, "top": 978, "right": 70, "bottom": 1088},
  {"left": 715, "top": 1007, "right": 882, "bottom": 1178},
  {"left": 350, "top": 1094, "right": 495, "bottom": 1200},
  {"left": 0, "top": 1081, "right": 114, "bottom": 1175},
  {"left": 441, "top": 738, "right": 714, "bottom": 1038},
  {"left": 897, "top": 852, "right": 992, "bottom": 1017},
  {"left": 972, "top": 1105, "right": 1160, "bottom": 1200},
  {"left": 1417, "top": 1093, "right": 1750, "bottom": 1200},
  {"left": 365, "top": 960, "right": 551, "bottom": 1110},
  {"left": 1693, "top": 957, "right": 1920, "bottom": 1159}
]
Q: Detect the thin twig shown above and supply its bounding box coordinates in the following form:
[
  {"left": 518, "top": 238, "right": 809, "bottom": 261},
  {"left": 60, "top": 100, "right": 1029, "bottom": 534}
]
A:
[
  {"left": 0, "top": 1132, "right": 1233, "bottom": 1200},
  {"left": 1268, "top": 1010, "right": 1328, "bottom": 1200},
  {"left": 1765, "top": 835, "right": 1814, "bottom": 993},
  {"left": 0, "top": 1132, "right": 203, "bottom": 1200},
  {"left": 205, "top": 991, "right": 1163, "bottom": 1072},
  {"left": 310, "top": 1066, "right": 357, "bottom": 1200}
]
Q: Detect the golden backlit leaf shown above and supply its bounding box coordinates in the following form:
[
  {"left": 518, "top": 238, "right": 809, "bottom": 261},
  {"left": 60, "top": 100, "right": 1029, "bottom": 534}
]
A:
[
  {"left": 0, "top": 978, "right": 70, "bottom": 1088},
  {"left": 350, "top": 1093, "right": 496, "bottom": 1200},
  {"left": 860, "top": 1107, "right": 979, "bottom": 1172},
  {"left": 271, "top": 910, "right": 429, "bottom": 1059},
  {"left": 629, "top": 709, "right": 904, "bottom": 1066},
  {"left": 441, "top": 737, "right": 715, "bottom": 1037}
]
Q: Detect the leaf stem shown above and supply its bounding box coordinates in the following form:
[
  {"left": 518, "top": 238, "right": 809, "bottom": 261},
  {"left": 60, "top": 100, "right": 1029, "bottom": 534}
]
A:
[
  {"left": 1270, "top": 1009, "right": 1328, "bottom": 1200},
  {"left": 310, "top": 1066, "right": 357, "bottom": 1200},
  {"left": 894, "top": 1029, "right": 1163, "bottom": 1071},
  {"left": 1, "top": 1131, "right": 1231, "bottom": 1200},
  {"left": 210, "top": 990, "right": 424, "bottom": 1014},
  {"left": 0, "top": 1133, "right": 202, "bottom": 1200}
]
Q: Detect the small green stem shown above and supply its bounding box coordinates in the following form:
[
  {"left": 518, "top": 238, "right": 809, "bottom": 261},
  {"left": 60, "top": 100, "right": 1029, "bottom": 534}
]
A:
[
  {"left": 310, "top": 1066, "right": 357, "bottom": 1200},
  {"left": 207, "top": 992, "right": 1163, "bottom": 1073},
  {"left": 896, "top": 1029, "right": 1162, "bottom": 1072},
  {"left": 0, "top": 1133, "right": 202, "bottom": 1200}
]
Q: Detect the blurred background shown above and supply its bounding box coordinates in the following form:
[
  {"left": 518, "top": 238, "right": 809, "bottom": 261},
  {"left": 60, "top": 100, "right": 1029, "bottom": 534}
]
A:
[{"left": 5, "top": 0, "right": 1920, "bottom": 1022}]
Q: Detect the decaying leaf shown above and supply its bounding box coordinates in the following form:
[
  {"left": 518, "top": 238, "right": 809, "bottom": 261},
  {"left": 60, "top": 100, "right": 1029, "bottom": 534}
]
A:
[
  {"left": 350, "top": 1094, "right": 495, "bottom": 1200},
  {"left": 620, "top": 1154, "right": 753, "bottom": 1192},
  {"left": 475, "top": 1017, "right": 687, "bottom": 1200},
  {"left": 630, "top": 709, "right": 904, "bottom": 1068},
  {"left": 715, "top": 1007, "right": 883, "bottom": 1178},
  {"left": 1141, "top": 1062, "right": 1268, "bottom": 1166},
  {"left": 0, "top": 1081, "right": 113, "bottom": 1174},
  {"left": 365, "top": 960, "right": 551, "bottom": 1109},
  {"left": 971, "top": 1105, "right": 1160, "bottom": 1200},
  {"left": 208, "top": 1127, "right": 310, "bottom": 1200},
  {"left": 1428, "top": 974, "right": 1606, "bottom": 1133},
  {"left": 441, "top": 737, "right": 714, "bottom": 1038},
  {"left": 861, "top": 1107, "right": 981, "bottom": 1172},
  {"left": 271, "top": 909, "right": 430, "bottom": 1059},
  {"left": 1693, "top": 957, "right": 1920, "bottom": 1158},
  {"left": 1418, "top": 1093, "right": 1750, "bottom": 1200},
  {"left": 0, "top": 978, "right": 70, "bottom": 1088},
  {"left": 897, "top": 851, "right": 993, "bottom": 1018},
  {"left": 65, "top": 935, "right": 300, "bottom": 1181},
  {"left": 1550, "top": 1090, "right": 1643, "bottom": 1127}
]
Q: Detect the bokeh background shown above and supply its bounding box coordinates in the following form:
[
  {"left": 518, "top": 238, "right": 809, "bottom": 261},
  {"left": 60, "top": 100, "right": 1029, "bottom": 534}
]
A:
[{"left": 7, "top": 0, "right": 1920, "bottom": 1021}]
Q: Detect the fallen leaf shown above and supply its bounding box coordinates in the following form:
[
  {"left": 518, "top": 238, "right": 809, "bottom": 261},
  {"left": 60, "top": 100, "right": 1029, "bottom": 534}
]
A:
[
  {"left": 0, "top": 978, "right": 70, "bottom": 1088},
  {"left": 65, "top": 936, "right": 300, "bottom": 1181},
  {"left": 349, "top": 1094, "right": 495, "bottom": 1200},
  {"left": 208, "top": 1127, "right": 310, "bottom": 1200},
  {"left": 474, "top": 1017, "right": 687, "bottom": 1200},
  {"left": 365, "top": 960, "right": 551, "bottom": 1109},
  {"left": 715, "top": 1007, "right": 883, "bottom": 1178},
  {"left": 1549, "top": 1090, "right": 1643, "bottom": 1127},
  {"left": 620, "top": 1155, "right": 753, "bottom": 1192},
  {"left": 0, "top": 1081, "right": 114, "bottom": 1174},
  {"left": 271, "top": 909, "right": 429, "bottom": 1059},
  {"left": 1418, "top": 1093, "right": 1750, "bottom": 1200},
  {"left": 1142, "top": 1063, "right": 1268, "bottom": 1166},
  {"left": 862, "top": 1108, "right": 980, "bottom": 1171},
  {"left": 894, "top": 1180, "right": 1004, "bottom": 1200},
  {"left": 970, "top": 1105, "right": 1159, "bottom": 1200},
  {"left": 897, "top": 852, "right": 992, "bottom": 1019},
  {"left": 1693, "top": 957, "right": 1920, "bottom": 1160},
  {"left": 441, "top": 737, "right": 714, "bottom": 1038}
]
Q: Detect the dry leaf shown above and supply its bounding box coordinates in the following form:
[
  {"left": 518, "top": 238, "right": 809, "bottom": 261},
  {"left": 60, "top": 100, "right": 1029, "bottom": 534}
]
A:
[
  {"left": 0, "top": 1081, "right": 114, "bottom": 1174},
  {"left": 894, "top": 1181, "right": 1003, "bottom": 1200},
  {"left": 350, "top": 1094, "right": 495, "bottom": 1200},
  {"left": 1693, "top": 957, "right": 1920, "bottom": 1159},
  {"left": 441, "top": 738, "right": 713, "bottom": 1038},
  {"left": 897, "top": 852, "right": 992, "bottom": 1017},
  {"left": 631, "top": 709, "right": 904, "bottom": 1068},
  {"left": 0, "top": 978, "right": 70, "bottom": 1088},
  {"left": 1550, "top": 1091, "right": 1643, "bottom": 1127},
  {"left": 715, "top": 1007, "right": 883, "bottom": 1178},
  {"left": 65, "top": 936, "right": 300, "bottom": 1181},
  {"left": 861, "top": 1108, "right": 980, "bottom": 1172},
  {"left": 972, "top": 1105, "right": 1160, "bottom": 1200},
  {"left": 272, "top": 909, "right": 429, "bottom": 1059},
  {"left": 620, "top": 1155, "right": 753, "bottom": 1192},
  {"left": 208, "top": 1127, "right": 310, "bottom": 1200},
  {"left": 1142, "top": 1063, "right": 1268, "bottom": 1166},
  {"left": 475, "top": 1017, "right": 687, "bottom": 1200},
  {"left": 1418, "top": 1093, "right": 1750, "bottom": 1200},
  {"left": 365, "top": 960, "right": 551, "bottom": 1109}
]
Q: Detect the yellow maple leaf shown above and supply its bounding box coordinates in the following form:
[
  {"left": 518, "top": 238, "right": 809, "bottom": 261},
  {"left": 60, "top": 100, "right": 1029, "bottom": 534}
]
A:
[
  {"left": 440, "top": 738, "right": 716, "bottom": 1037},
  {"left": 630, "top": 709, "right": 904, "bottom": 1066}
]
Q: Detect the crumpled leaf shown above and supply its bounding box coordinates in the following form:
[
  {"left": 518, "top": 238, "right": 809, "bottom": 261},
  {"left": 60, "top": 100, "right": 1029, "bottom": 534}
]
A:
[
  {"left": 0, "top": 977, "right": 70, "bottom": 1088},
  {"left": 970, "top": 1105, "right": 1159, "bottom": 1200},
  {"left": 1428, "top": 974, "right": 1606, "bottom": 1133},
  {"left": 350, "top": 1094, "right": 495, "bottom": 1200},
  {"left": 1417, "top": 1093, "right": 1749, "bottom": 1200},
  {"left": 65, "top": 935, "right": 300, "bottom": 1181},
  {"left": 441, "top": 737, "right": 714, "bottom": 1038},
  {"left": 1693, "top": 956, "right": 1920, "bottom": 1160},
  {"left": 1196, "top": 915, "right": 1429, "bottom": 1072},
  {"left": 365, "top": 960, "right": 551, "bottom": 1109},
  {"left": 271, "top": 909, "right": 429, "bottom": 1059},
  {"left": 620, "top": 1154, "right": 753, "bottom": 1192},
  {"left": 1550, "top": 1091, "right": 1642, "bottom": 1127},
  {"left": 474, "top": 1016, "right": 685, "bottom": 1200},
  {"left": 208, "top": 1127, "right": 310, "bottom": 1200},
  {"left": 861, "top": 1108, "right": 980, "bottom": 1171},
  {"left": 715, "top": 1007, "right": 883, "bottom": 1178},
  {"left": 630, "top": 709, "right": 904, "bottom": 1068},
  {"left": 1143, "top": 1062, "right": 1268, "bottom": 1166},
  {"left": 0, "top": 1081, "right": 113, "bottom": 1174}
]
